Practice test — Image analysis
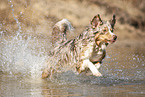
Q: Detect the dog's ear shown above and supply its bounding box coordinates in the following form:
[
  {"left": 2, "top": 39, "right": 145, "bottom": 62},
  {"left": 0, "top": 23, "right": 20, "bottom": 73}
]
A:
[
  {"left": 91, "top": 14, "right": 102, "bottom": 28},
  {"left": 110, "top": 15, "right": 116, "bottom": 29}
]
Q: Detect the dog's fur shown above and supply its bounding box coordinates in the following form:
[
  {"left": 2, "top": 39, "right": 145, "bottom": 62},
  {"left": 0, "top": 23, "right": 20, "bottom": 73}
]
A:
[{"left": 42, "top": 14, "right": 117, "bottom": 79}]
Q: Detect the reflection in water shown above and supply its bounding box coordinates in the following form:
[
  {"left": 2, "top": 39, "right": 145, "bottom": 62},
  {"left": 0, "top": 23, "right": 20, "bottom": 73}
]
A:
[{"left": 0, "top": 70, "right": 145, "bottom": 97}]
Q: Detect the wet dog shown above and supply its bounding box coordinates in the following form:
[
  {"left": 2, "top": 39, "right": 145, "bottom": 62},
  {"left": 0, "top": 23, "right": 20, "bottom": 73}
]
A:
[{"left": 42, "top": 14, "right": 117, "bottom": 79}]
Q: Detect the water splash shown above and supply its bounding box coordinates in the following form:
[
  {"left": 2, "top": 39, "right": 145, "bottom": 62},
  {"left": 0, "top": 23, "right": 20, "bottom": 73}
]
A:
[
  {"left": 8, "top": 0, "right": 21, "bottom": 35},
  {"left": 0, "top": 0, "right": 49, "bottom": 79},
  {"left": 0, "top": 33, "right": 49, "bottom": 79}
]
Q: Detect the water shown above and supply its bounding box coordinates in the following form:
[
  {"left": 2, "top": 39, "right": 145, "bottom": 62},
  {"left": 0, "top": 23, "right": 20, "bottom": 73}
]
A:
[
  {"left": 0, "top": 47, "right": 145, "bottom": 97},
  {"left": 1, "top": 29, "right": 145, "bottom": 97},
  {"left": 0, "top": 1, "right": 145, "bottom": 96},
  {"left": 0, "top": 33, "right": 49, "bottom": 79}
]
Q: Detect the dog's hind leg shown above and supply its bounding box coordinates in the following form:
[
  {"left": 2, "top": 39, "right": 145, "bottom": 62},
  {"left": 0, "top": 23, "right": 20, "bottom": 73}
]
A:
[
  {"left": 79, "top": 59, "right": 102, "bottom": 76},
  {"left": 42, "top": 67, "right": 54, "bottom": 79},
  {"left": 42, "top": 68, "right": 49, "bottom": 79}
]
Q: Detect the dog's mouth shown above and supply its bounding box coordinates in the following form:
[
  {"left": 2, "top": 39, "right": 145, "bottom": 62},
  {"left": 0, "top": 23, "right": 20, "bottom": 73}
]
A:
[
  {"left": 96, "top": 35, "right": 117, "bottom": 44},
  {"left": 105, "top": 36, "right": 117, "bottom": 44},
  {"left": 109, "top": 39, "right": 116, "bottom": 43}
]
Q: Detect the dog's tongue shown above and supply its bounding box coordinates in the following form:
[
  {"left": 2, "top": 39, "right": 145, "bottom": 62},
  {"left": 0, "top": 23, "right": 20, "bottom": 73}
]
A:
[{"left": 111, "top": 39, "right": 117, "bottom": 43}]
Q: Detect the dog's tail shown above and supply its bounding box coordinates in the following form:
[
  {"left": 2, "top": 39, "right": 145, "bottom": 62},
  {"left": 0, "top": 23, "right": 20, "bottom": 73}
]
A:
[{"left": 52, "top": 19, "right": 74, "bottom": 44}]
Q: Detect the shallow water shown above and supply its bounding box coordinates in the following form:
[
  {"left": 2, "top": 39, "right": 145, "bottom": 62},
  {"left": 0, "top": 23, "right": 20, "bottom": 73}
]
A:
[
  {"left": 0, "top": 33, "right": 145, "bottom": 97},
  {"left": 0, "top": 73, "right": 144, "bottom": 97}
]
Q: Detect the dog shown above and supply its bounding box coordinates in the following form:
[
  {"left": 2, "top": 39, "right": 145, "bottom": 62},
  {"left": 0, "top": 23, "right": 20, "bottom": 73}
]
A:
[{"left": 42, "top": 14, "right": 117, "bottom": 79}]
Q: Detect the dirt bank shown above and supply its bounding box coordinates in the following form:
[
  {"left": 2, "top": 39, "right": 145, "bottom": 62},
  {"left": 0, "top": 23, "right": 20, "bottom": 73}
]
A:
[{"left": 0, "top": 0, "right": 145, "bottom": 46}]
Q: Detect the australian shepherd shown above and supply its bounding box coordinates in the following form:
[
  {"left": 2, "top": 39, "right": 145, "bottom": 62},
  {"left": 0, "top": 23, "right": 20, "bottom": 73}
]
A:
[{"left": 42, "top": 14, "right": 117, "bottom": 79}]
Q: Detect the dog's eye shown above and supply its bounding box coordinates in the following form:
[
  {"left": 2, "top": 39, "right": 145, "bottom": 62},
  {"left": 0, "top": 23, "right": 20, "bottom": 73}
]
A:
[
  {"left": 94, "top": 31, "right": 99, "bottom": 34},
  {"left": 103, "top": 29, "right": 106, "bottom": 32}
]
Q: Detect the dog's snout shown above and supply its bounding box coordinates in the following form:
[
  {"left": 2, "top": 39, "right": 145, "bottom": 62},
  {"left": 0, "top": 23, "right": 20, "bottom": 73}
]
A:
[{"left": 113, "top": 35, "right": 117, "bottom": 40}]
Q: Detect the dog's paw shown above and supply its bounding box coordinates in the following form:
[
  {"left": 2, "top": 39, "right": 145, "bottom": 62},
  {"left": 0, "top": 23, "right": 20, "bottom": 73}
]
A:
[
  {"left": 42, "top": 69, "right": 49, "bottom": 79},
  {"left": 42, "top": 68, "right": 55, "bottom": 79},
  {"left": 93, "top": 72, "right": 102, "bottom": 77}
]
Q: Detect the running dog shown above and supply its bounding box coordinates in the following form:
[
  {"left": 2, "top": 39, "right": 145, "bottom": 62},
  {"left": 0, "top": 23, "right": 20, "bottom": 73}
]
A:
[{"left": 42, "top": 14, "right": 117, "bottom": 79}]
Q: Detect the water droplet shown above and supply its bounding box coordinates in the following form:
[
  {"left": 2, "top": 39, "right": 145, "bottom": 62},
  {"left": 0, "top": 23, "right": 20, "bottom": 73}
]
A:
[{"left": 10, "top": 4, "right": 13, "bottom": 8}]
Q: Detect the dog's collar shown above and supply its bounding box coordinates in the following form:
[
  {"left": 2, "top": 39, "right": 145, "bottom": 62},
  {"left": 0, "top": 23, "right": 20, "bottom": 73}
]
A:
[{"left": 92, "top": 61, "right": 102, "bottom": 64}]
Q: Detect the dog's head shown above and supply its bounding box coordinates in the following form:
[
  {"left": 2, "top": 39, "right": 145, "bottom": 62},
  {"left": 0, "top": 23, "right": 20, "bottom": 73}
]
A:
[{"left": 91, "top": 14, "right": 117, "bottom": 45}]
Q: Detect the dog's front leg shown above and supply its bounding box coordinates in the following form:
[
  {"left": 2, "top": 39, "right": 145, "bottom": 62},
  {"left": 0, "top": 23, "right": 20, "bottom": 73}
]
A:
[
  {"left": 80, "top": 59, "right": 102, "bottom": 76},
  {"left": 95, "top": 62, "right": 101, "bottom": 69}
]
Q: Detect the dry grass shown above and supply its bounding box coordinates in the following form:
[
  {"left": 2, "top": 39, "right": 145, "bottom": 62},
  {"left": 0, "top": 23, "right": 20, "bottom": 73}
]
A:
[{"left": 0, "top": 0, "right": 144, "bottom": 42}]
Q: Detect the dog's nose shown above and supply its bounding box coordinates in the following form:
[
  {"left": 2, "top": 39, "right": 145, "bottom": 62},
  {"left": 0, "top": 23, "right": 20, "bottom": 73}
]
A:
[{"left": 113, "top": 35, "right": 117, "bottom": 40}]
